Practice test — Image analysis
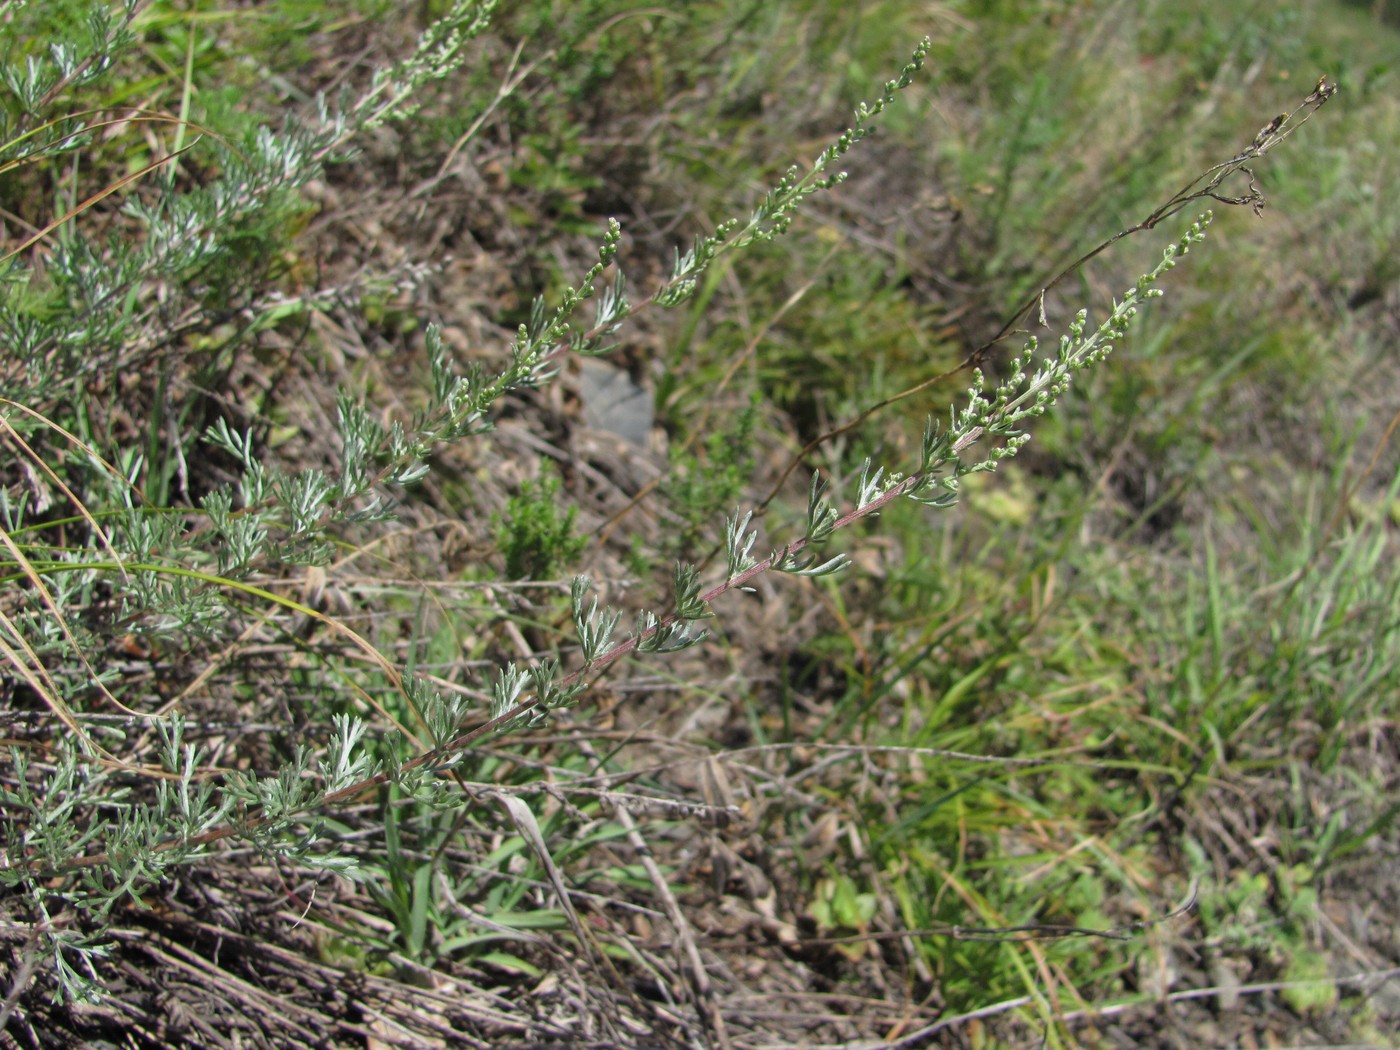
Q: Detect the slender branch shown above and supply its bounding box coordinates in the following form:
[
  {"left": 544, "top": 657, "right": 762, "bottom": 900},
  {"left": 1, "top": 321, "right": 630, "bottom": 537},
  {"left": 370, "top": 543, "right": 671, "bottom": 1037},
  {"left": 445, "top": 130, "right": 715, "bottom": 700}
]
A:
[{"left": 747, "top": 76, "right": 1339, "bottom": 521}]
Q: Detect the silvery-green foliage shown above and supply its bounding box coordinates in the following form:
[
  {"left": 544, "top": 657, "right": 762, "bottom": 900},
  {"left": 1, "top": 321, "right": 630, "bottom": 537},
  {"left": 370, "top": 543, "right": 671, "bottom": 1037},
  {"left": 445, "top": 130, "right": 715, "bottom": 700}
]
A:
[
  {"left": 725, "top": 511, "right": 761, "bottom": 583},
  {"left": 0, "top": 0, "right": 501, "bottom": 994},
  {"left": 319, "top": 715, "right": 378, "bottom": 795},
  {"left": 529, "top": 659, "right": 583, "bottom": 717},
  {"left": 0, "top": 715, "right": 251, "bottom": 1001},
  {"left": 671, "top": 563, "right": 711, "bottom": 622},
  {"left": 700, "top": 219, "right": 1211, "bottom": 639},
  {"left": 0, "top": 0, "right": 137, "bottom": 142},
  {"left": 656, "top": 39, "right": 931, "bottom": 308},
  {"left": 154, "top": 717, "right": 235, "bottom": 843},
  {"left": 906, "top": 218, "right": 1207, "bottom": 507},
  {"left": 421, "top": 680, "right": 474, "bottom": 751},
  {"left": 634, "top": 610, "right": 705, "bottom": 655},
  {"left": 221, "top": 750, "right": 357, "bottom": 874},
  {"left": 344, "top": 0, "right": 499, "bottom": 137},
  {"left": 804, "top": 474, "right": 841, "bottom": 545},
  {"left": 571, "top": 577, "right": 621, "bottom": 665}
]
